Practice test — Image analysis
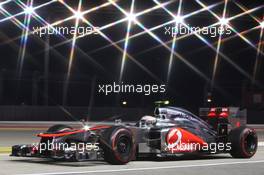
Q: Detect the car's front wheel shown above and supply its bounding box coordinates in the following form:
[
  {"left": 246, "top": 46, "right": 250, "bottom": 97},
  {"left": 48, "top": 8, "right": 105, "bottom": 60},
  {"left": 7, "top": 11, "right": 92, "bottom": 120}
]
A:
[
  {"left": 100, "top": 126, "right": 135, "bottom": 165},
  {"left": 46, "top": 124, "right": 73, "bottom": 133}
]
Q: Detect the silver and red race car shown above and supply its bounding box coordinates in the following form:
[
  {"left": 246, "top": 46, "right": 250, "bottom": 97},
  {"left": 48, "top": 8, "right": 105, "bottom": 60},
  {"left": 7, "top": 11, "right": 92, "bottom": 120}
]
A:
[{"left": 11, "top": 106, "right": 258, "bottom": 164}]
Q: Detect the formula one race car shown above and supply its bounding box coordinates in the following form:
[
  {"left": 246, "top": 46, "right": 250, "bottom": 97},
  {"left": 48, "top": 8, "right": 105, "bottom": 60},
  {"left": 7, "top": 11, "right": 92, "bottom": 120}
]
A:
[{"left": 11, "top": 105, "right": 258, "bottom": 164}]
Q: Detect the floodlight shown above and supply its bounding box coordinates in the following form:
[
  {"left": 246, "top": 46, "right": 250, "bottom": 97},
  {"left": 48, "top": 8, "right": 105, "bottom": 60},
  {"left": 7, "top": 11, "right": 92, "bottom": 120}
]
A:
[
  {"left": 74, "top": 11, "right": 83, "bottom": 19},
  {"left": 219, "top": 18, "right": 229, "bottom": 26},
  {"left": 122, "top": 101, "right": 127, "bottom": 105},
  {"left": 174, "top": 15, "right": 184, "bottom": 24},
  {"left": 126, "top": 13, "right": 136, "bottom": 22},
  {"left": 24, "top": 6, "right": 34, "bottom": 14},
  {"left": 260, "top": 21, "right": 264, "bottom": 29}
]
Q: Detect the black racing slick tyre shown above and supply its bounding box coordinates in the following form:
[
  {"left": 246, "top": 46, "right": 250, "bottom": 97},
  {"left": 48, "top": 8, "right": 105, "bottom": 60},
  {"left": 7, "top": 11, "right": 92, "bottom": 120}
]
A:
[
  {"left": 100, "top": 126, "right": 135, "bottom": 165},
  {"left": 40, "top": 125, "right": 73, "bottom": 158},
  {"left": 228, "top": 126, "right": 258, "bottom": 158},
  {"left": 46, "top": 124, "right": 73, "bottom": 133}
]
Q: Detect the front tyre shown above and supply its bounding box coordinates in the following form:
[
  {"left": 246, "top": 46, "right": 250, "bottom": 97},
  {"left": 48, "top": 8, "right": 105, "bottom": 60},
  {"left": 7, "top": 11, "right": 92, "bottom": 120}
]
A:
[
  {"left": 40, "top": 124, "right": 73, "bottom": 159},
  {"left": 46, "top": 124, "right": 73, "bottom": 133},
  {"left": 229, "top": 126, "right": 258, "bottom": 158},
  {"left": 100, "top": 126, "right": 135, "bottom": 165}
]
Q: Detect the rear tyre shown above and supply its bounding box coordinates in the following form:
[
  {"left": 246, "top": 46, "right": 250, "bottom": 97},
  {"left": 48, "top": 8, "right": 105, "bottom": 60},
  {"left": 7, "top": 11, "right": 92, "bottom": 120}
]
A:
[
  {"left": 229, "top": 126, "right": 258, "bottom": 158},
  {"left": 100, "top": 126, "right": 135, "bottom": 165}
]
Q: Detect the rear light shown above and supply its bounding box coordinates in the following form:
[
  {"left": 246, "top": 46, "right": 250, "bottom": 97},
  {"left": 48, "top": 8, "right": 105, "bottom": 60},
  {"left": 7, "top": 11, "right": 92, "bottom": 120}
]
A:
[
  {"left": 210, "top": 108, "right": 216, "bottom": 112},
  {"left": 208, "top": 112, "right": 216, "bottom": 118},
  {"left": 207, "top": 107, "right": 229, "bottom": 118},
  {"left": 208, "top": 108, "right": 216, "bottom": 118},
  {"left": 219, "top": 108, "right": 229, "bottom": 118},
  {"left": 219, "top": 112, "right": 228, "bottom": 118},
  {"left": 222, "top": 108, "right": 228, "bottom": 112}
]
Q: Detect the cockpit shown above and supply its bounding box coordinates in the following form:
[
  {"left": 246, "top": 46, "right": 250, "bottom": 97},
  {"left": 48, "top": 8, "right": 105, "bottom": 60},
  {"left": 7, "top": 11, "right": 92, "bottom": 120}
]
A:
[{"left": 138, "top": 107, "right": 170, "bottom": 127}]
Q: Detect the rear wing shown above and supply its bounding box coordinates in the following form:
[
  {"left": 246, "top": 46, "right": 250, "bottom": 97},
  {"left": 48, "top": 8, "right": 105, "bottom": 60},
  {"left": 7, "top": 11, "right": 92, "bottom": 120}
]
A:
[{"left": 199, "top": 107, "right": 247, "bottom": 128}]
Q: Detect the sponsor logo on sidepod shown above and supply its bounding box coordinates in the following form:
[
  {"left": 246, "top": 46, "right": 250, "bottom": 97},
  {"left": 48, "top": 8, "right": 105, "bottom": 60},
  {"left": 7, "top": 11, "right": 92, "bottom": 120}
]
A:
[{"left": 166, "top": 128, "right": 182, "bottom": 149}]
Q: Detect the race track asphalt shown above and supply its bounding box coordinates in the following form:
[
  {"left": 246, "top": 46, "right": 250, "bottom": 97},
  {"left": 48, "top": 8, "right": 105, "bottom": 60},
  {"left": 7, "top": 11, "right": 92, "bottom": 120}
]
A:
[{"left": 1, "top": 148, "right": 264, "bottom": 175}]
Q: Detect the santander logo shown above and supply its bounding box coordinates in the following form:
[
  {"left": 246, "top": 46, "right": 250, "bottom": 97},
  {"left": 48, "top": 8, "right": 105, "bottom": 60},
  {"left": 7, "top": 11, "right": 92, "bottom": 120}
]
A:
[{"left": 166, "top": 128, "right": 182, "bottom": 149}]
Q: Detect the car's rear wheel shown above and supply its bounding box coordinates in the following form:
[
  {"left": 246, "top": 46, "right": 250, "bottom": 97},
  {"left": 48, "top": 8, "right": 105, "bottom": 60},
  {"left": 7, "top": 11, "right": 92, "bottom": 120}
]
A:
[
  {"left": 100, "top": 126, "right": 135, "bottom": 165},
  {"left": 229, "top": 126, "right": 258, "bottom": 158}
]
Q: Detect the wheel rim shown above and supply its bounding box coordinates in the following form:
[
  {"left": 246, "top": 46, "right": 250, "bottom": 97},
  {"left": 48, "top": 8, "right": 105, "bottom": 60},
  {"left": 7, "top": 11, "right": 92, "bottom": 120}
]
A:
[
  {"left": 116, "top": 135, "right": 131, "bottom": 156},
  {"left": 244, "top": 132, "right": 257, "bottom": 154}
]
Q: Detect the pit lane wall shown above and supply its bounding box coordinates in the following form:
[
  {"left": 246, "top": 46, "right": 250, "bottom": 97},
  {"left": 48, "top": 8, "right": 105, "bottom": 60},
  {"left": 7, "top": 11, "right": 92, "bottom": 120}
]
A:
[
  {"left": 0, "top": 106, "right": 152, "bottom": 121},
  {"left": 0, "top": 106, "right": 263, "bottom": 124}
]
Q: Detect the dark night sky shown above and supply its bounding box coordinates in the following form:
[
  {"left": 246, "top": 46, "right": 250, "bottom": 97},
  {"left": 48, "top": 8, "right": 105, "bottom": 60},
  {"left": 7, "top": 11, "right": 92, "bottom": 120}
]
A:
[{"left": 0, "top": 0, "right": 263, "bottom": 111}]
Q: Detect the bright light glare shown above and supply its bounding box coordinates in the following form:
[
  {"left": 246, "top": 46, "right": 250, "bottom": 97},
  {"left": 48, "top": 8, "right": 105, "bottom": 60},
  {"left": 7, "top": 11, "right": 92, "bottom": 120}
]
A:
[
  {"left": 260, "top": 21, "right": 264, "bottom": 28},
  {"left": 83, "top": 125, "right": 90, "bottom": 130},
  {"left": 74, "top": 11, "right": 83, "bottom": 19},
  {"left": 164, "top": 100, "right": 170, "bottom": 105},
  {"left": 122, "top": 101, "right": 127, "bottom": 105},
  {"left": 126, "top": 13, "right": 136, "bottom": 22},
  {"left": 24, "top": 6, "right": 34, "bottom": 14},
  {"left": 174, "top": 15, "right": 184, "bottom": 24},
  {"left": 219, "top": 17, "right": 229, "bottom": 26}
]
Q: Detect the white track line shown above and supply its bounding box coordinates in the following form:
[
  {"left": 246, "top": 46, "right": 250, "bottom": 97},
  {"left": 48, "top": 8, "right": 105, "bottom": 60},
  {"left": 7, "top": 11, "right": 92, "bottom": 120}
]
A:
[
  {"left": 19, "top": 160, "right": 264, "bottom": 175},
  {"left": 258, "top": 142, "right": 264, "bottom": 146},
  {"left": 0, "top": 153, "right": 9, "bottom": 156}
]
